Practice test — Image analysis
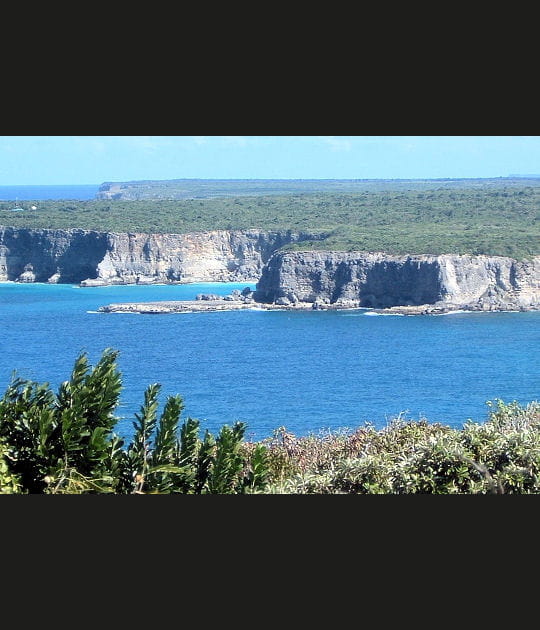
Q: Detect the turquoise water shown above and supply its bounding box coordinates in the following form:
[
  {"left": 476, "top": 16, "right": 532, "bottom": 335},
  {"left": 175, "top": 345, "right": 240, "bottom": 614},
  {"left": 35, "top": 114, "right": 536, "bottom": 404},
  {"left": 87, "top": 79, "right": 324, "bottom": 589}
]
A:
[{"left": 0, "top": 281, "right": 539, "bottom": 443}]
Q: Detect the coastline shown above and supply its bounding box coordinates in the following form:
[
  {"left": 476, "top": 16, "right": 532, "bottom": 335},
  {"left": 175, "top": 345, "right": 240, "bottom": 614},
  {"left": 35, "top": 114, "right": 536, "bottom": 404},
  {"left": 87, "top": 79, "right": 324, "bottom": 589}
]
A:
[{"left": 97, "top": 297, "right": 540, "bottom": 315}]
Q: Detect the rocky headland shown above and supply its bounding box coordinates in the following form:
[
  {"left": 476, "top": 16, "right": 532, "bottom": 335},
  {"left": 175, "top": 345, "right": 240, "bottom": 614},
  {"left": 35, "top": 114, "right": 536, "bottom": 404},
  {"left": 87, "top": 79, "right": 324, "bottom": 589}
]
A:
[
  {"left": 98, "top": 250, "right": 540, "bottom": 315},
  {"left": 251, "top": 250, "right": 540, "bottom": 313},
  {"left": 2, "top": 226, "right": 539, "bottom": 315}
]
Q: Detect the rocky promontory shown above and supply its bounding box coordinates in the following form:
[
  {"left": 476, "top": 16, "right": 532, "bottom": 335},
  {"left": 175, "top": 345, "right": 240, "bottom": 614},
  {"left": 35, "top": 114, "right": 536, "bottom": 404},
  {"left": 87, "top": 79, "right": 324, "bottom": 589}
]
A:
[
  {"left": 252, "top": 250, "right": 540, "bottom": 313},
  {"left": 2, "top": 225, "right": 539, "bottom": 315},
  {"left": 97, "top": 251, "right": 540, "bottom": 315}
]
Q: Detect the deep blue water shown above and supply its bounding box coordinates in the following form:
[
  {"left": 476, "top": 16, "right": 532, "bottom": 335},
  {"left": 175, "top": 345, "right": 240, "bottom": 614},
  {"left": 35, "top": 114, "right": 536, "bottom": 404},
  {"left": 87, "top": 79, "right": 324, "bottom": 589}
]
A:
[
  {"left": 0, "top": 281, "right": 538, "bottom": 443},
  {"left": 0, "top": 184, "right": 100, "bottom": 200}
]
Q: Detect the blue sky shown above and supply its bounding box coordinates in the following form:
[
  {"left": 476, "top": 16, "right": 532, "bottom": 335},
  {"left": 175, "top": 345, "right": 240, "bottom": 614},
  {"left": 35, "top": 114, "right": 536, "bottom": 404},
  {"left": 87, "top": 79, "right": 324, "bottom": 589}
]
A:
[{"left": 0, "top": 135, "right": 539, "bottom": 185}]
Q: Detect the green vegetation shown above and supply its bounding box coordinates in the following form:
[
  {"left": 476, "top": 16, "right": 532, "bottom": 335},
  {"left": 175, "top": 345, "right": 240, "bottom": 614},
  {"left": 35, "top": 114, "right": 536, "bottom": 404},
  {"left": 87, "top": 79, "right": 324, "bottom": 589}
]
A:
[
  {"left": 96, "top": 176, "right": 540, "bottom": 199},
  {"left": 263, "top": 401, "right": 540, "bottom": 494},
  {"left": 0, "top": 349, "right": 268, "bottom": 494},
  {"left": 1, "top": 183, "right": 539, "bottom": 259},
  {"left": 0, "top": 349, "right": 539, "bottom": 494}
]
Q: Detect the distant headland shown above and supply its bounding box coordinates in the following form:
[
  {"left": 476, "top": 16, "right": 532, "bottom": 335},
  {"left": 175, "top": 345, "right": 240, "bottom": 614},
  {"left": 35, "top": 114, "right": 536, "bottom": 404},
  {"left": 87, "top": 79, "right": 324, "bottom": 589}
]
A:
[{"left": 95, "top": 176, "right": 540, "bottom": 201}]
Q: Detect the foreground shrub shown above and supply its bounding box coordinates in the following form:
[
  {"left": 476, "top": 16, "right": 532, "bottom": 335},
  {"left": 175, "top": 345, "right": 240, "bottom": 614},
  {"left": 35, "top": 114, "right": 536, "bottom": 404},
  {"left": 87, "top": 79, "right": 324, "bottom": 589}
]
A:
[
  {"left": 460, "top": 401, "right": 540, "bottom": 493},
  {"left": 0, "top": 349, "right": 269, "bottom": 494},
  {"left": 0, "top": 349, "right": 123, "bottom": 493},
  {"left": 0, "top": 439, "right": 21, "bottom": 494},
  {"left": 259, "top": 425, "right": 371, "bottom": 483},
  {"left": 262, "top": 403, "right": 540, "bottom": 494}
]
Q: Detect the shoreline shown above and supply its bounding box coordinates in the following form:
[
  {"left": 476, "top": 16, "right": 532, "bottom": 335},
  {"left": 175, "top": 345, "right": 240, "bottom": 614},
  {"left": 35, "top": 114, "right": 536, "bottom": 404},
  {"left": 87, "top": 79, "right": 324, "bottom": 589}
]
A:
[
  {"left": 2, "top": 280, "right": 537, "bottom": 316},
  {"left": 96, "top": 298, "right": 540, "bottom": 316}
]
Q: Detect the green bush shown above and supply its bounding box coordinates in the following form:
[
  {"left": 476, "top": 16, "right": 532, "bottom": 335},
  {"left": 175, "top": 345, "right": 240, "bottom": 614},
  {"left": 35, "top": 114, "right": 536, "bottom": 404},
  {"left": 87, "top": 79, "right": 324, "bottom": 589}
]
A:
[
  {"left": 0, "top": 349, "right": 123, "bottom": 493},
  {"left": 0, "top": 439, "right": 21, "bottom": 494},
  {"left": 262, "top": 404, "right": 540, "bottom": 494},
  {"left": 0, "top": 349, "right": 270, "bottom": 494},
  {"left": 460, "top": 400, "right": 540, "bottom": 493}
]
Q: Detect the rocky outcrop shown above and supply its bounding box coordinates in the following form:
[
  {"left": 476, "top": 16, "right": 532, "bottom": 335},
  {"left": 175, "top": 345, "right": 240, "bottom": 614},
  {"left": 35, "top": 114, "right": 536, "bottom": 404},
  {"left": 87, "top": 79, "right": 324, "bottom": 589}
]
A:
[
  {"left": 253, "top": 251, "right": 540, "bottom": 312},
  {"left": 98, "top": 251, "right": 540, "bottom": 315},
  {"left": 0, "top": 227, "right": 323, "bottom": 285},
  {"left": 85, "top": 230, "right": 324, "bottom": 285}
]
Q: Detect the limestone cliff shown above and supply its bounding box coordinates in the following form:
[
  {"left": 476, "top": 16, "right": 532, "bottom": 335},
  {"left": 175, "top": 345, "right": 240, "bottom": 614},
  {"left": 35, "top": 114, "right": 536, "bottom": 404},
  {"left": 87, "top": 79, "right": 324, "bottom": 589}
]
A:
[
  {"left": 2, "top": 226, "right": 539, "bottom": 312},
  {"left": 253, "top": 251, "right": 540, "bottom": 311},
  {"left": 0, "top": 227, "right": 322, "bottom": 285}
]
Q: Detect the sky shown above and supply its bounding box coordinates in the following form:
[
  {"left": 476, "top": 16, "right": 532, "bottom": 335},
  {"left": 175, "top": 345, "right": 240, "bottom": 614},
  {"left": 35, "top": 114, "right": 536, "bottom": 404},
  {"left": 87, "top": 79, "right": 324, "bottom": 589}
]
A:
[{"left": 0, "top": 135, "right": 539, "bottom": 185}]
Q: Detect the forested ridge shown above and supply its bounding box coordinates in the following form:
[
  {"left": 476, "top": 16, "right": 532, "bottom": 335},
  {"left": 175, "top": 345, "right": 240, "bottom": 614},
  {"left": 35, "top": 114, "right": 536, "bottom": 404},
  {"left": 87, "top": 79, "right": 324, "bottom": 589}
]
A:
[
  {"left": 1, "top": 184, "right": 539, "bottom": 259},
  {"left": 95, "top": 176, "right": 540, "bottom": 199}
]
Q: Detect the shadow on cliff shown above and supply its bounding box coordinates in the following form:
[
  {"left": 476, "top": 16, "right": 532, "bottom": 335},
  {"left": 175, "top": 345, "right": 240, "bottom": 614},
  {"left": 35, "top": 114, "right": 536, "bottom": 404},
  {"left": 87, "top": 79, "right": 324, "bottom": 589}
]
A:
[
  {"left": 55, "top": 232, "right": 109, "bottom": 283},
  {"left": 0, "top": 229, "right": 109, "bottom": 283},
  {"left": 358, "top": 260, "right": 444, "bottom": 308}
]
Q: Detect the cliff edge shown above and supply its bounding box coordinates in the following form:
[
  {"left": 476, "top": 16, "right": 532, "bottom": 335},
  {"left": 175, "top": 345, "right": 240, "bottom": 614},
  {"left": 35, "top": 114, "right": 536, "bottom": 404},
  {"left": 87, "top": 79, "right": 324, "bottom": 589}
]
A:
[
  {"left": 253, "top": 250, "right": 540, "bottom": 312},
  {"left": 0, "top": 227, "right": 322, "bottom": 285}
]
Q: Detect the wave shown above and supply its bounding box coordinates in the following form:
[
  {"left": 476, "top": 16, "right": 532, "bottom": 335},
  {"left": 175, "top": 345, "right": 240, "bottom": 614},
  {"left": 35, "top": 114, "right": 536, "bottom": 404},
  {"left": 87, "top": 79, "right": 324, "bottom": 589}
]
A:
[
  {"left": 363, "top": 311, "right": 405, "bottom": 317},
  {"left": 87, "top": 310, "right": 141, "bottom": 314}
]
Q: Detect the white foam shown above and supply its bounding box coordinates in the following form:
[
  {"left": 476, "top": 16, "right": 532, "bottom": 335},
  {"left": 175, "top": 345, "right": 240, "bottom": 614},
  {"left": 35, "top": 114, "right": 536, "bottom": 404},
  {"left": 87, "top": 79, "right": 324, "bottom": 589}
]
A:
[{"left": 364, "top": 311, "right": 405, "bottom": 316}]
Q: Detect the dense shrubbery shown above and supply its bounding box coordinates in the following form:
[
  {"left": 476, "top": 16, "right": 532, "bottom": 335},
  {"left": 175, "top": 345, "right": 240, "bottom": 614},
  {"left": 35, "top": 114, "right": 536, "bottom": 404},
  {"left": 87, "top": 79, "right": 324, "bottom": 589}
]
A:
[
  {"left": 1, "top": 184, "right": 539, "bottom": 258},
  {"left": 0, "top": 350, "right": 539, "bottom": 494},
  {"left": 261, "top": 403, "right": 540, "bottom": 494}
]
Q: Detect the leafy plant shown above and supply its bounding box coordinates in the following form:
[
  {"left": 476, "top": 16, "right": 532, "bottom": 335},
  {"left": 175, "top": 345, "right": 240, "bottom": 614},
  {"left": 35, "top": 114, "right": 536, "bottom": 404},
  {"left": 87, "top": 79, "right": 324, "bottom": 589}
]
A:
[
  {"left": 0, "top": 349, "right": 271, "bottom": 494},
  {"left": 0, "top": 348, "right": 122, "bottom": 493},
  {"left": 262, "top": 403, "right": 540, "bottom": 494},
  {"left": 0, "top": 439, "right": 21, "bottom": 494}
]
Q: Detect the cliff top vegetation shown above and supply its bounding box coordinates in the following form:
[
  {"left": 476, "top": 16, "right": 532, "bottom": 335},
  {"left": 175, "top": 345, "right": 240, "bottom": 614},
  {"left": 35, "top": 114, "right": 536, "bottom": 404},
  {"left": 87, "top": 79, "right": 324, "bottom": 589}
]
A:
[
  {"left": 95, "top": 176, "right": 540, "bottom": 200},
  {"left": 1, "top": 183, "right": 539, "bottom": 259}
]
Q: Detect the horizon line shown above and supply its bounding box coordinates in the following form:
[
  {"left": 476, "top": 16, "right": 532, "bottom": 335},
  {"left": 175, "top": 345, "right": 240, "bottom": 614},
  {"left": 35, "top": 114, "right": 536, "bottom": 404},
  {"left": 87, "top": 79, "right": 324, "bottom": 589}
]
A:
[{"left": 2, "top": 174, "right": 540, "bottom": 186}]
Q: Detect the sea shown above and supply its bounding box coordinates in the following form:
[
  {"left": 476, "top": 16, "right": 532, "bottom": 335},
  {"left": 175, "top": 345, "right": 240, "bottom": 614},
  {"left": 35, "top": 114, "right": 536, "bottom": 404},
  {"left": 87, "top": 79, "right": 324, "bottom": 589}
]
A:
[
  {"left": 0, "top": 184, "right": 539, "bottom": 444},
  {"left": 1, "top": 281, "right": 538, "bottom": 444},
  {"left": 0, "top": 184, "right": 100, "bottom": 201}
]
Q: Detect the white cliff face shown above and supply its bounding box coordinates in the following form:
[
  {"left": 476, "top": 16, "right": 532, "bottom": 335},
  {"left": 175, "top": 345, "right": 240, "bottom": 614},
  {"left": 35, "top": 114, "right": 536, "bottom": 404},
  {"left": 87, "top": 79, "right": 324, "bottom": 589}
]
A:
[
  {"left": 95, "top": 231, "right": 264, "bottom": 283},
  {"left": 0, "top": 227, "right": 322, "bottom": 285},
  {"left": 0, "top": 244, "right": 8, "bottom": 280},
  {"left": 436, "top": 255, "right": 540, "bottom": 309},
  {"left": 254, "top": 251, "right": 540, "bottom": 311},
  {"left": 88, "top": 230, "right": 321, "bottom": 284}
]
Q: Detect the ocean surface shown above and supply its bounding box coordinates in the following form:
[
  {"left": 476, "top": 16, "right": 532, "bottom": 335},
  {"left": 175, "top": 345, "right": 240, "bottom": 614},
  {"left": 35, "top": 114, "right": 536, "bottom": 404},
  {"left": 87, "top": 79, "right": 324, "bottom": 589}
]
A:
[
  {"left": 0, "top": 184, "right": 100, "bottom": 201},
  {"left": 0, "top": 281, "right": 538, "bottom": 443}
]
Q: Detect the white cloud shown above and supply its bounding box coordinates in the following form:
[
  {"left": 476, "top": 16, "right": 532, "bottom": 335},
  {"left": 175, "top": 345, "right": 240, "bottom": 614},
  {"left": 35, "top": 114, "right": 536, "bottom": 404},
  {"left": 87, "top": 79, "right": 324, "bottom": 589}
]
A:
[
  {"left": 218, "top": 136, "right": 250, "bottom": 147},
  {"left": 116, "top": 136, "right": 176, "bottom": 151},
  {"left": 316, "top": 136, "right": 353, "bottom": 151}
]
